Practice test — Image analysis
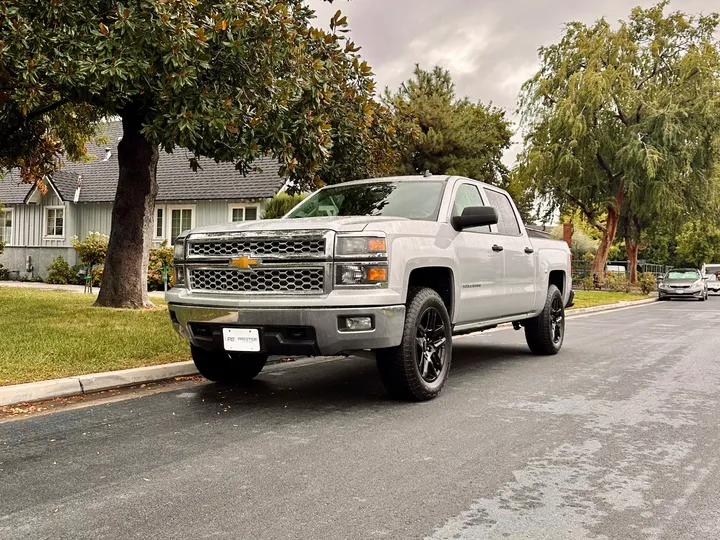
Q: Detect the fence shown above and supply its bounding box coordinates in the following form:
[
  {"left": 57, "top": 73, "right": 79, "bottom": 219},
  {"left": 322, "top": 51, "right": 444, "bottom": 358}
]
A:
[{"left": 572, "top": 260, "right": 672, "bottom": 286}]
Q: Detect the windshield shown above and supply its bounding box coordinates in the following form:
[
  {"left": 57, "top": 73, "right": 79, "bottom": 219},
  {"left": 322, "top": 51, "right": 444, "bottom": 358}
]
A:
[
  {"left": 286, "top": 181, "right": 446, "bottom": 221},
  {"left": 666, "top": 270, "right": 701, "bottom": 280}
]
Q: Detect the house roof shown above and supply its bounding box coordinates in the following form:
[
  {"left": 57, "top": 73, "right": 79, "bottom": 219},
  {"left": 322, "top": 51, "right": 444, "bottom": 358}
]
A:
[
  {"left": 0, "top": 121, "right": 286, "bottom": 205},
  {"left": 0, "top": 173, "right": 34, "bottom": 205}
]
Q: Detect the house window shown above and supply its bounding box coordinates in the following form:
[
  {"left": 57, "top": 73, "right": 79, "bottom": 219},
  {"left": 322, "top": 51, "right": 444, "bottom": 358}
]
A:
[
  {"left": 229, "top": 205, "right": 259, "bottom": 222},
  {"left": 155, "top": 207, "right": 164, "bottom": 239},
  {"left": 45, "top": 207, "right": 65, "bottom": 237},
  {"left": 169, "top": 207, "right": 194, "bottom": 244},
  {"left": 0, "top": 208, "right": 12, "bottom": 245}
]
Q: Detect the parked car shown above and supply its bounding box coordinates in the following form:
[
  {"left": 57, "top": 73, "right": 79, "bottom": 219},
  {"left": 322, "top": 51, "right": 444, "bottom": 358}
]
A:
[
  {"left": 658, "top": 268, "right": 708, "bottom": 301},
  {"left": 167, "top": 175, "right": 573, "bottom": 401},
  {"left": 701, "top": 263, "right": 720, "bottom": 277},
  {"left": 705, "top": 273, "right": 720, "bottom": 293}
]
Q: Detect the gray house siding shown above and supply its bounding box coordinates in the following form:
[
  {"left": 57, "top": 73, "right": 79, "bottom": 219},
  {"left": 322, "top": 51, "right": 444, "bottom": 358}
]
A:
[
  {"left": 76, "top": 203, "right": 113, "bottom": 241},
  {"left": 1, "top": 198, "right": 269, "bottom": 279}
]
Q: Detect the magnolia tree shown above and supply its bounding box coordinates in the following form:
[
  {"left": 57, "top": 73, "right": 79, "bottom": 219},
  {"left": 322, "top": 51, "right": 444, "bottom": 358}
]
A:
[{"left": 1, "top": 0, "right": 393, "bottom": 307}]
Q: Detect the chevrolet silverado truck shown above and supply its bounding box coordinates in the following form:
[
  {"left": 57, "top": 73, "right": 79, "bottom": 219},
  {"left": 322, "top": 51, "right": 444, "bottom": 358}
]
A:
[{"left": 167, "top": 175, "right": 573, "bottom": 401}]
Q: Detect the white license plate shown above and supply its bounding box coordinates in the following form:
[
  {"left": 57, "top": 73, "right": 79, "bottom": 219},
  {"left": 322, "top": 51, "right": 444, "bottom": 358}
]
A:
[
  {"left": 222, "top": 328, "right": 261, "bottom": 352},
  {"left": 675, "top": 289, "right": 685, "bottom": 294}
]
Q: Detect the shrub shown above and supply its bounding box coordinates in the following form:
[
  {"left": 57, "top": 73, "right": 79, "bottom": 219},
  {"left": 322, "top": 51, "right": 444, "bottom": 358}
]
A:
[
  {"left": 0, "top": 264, "right": 9, "bottom": 281},
  {"left": 602, "top": 272, "right": 631, "bottom": 293},
  {"left": 72, "top": 232, "right": 109, "bottom": 268},
  {"left": 46, "top": 256, "right": 75, "bottom": 284},
  {"left": 581, "top": 276, "right": 595, "bottom": 291},
  {"left": 262, "top": 192, "right": 307, "bottom": 219},
  {"left": 639, "top": 272, "right": 657, "bottom": 295},
  {"left": 147, "top": 241, "right": 174, "bottom": 291}
]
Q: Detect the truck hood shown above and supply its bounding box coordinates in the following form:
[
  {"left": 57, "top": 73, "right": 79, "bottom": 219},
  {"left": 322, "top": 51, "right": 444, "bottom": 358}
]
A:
[{"left": 188, "top": 216, "right": 413, "bottom": 235}]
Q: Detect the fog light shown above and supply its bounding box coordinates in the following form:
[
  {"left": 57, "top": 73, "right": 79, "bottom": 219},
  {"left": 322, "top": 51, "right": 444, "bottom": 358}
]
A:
[
  {"left": 173, "top": 265, "right": 186, "bottom": 286},
  {"left": 343, "top": 316, "right": 373, "bottom": 331}
]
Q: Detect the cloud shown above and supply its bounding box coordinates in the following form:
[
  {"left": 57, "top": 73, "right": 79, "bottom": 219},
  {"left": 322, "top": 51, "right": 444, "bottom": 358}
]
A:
[{"left": 308, "top": 0, "right": 719, "bottom": 165}]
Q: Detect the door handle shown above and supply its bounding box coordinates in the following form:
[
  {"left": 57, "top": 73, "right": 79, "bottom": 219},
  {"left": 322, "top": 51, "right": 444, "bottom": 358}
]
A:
[
  {"left": 525, "top": 247, "right": 534, "bottom": 254},
  {"left": 492, "top": 245, "right": 504, "bottom": 252}
]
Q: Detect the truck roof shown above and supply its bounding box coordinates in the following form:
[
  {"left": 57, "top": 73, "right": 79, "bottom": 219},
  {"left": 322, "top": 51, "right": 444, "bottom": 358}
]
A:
[{"left": 325, "top": 175, "right": 499, "bottom": 192}]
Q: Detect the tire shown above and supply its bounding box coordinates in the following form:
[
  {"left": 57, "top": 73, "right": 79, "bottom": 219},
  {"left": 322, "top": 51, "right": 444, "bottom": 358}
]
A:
[
  {"left": 191, "top": 344, "right": 268, "bottom": 384},
  {"left": 376, "top": 287, "right": 452, "bottom": 401},
  {"left": 524, "top": 285, "right": 565, "bottom": 355}
]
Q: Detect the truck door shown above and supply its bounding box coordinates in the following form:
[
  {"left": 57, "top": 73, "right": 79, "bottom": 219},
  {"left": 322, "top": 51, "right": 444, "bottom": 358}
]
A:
[
  {"left": 450, "top": 182, "right": 506, "bottom": 324},
  {"left": 483, "top": 188, "right": 536, "bottom": 316}
]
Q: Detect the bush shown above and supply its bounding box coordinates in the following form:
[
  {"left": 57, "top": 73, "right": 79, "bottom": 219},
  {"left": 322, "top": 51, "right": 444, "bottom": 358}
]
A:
[
  {"left": 602, "top": 272, "right": 631, "bottom": 293},
  {"left": 46, "top": 256, "right": 75, "bottom": 284},
  {"left": 147, "top": 241, "right": 174, "bottom": 291},
  {"left": 581, "top": 276, "right": 595, "bottom": 291},
  {"left": 262, "top": 192, "right": 307, "bottom": 219},
  {"left": 0, "top": 264, "right": 9, "bottom": 281},
  {"left": 72, "top": 232, "right": 108, "bottom": 268},
  {"left": 639, "top": 272, "right": 657, "bottom": 295}
]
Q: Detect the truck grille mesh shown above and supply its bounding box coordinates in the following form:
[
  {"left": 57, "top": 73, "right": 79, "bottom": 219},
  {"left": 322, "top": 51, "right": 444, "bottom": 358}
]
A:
[
  {"left": 189, "top": 238, "right": 326, "bottom": 258},
  {"left": 189, "top": 268, "right": 324, "bottom": 293}
]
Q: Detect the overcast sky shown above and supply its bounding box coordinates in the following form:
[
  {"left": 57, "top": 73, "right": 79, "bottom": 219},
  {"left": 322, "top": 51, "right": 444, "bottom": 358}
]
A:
[{"left": 309, "top": 0, "right": 719, "bottom": 164}]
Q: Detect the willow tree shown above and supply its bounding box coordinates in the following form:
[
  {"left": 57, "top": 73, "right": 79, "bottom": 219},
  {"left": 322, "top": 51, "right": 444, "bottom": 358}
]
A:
[
  {"left": 518, "top": 1, "right": 720, "bottom": 273},
  {"left": 1, "top": 0, "right": 388, "bottom": 308}
]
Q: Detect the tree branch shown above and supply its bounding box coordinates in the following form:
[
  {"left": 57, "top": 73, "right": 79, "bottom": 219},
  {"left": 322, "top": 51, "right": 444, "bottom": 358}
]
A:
[
  {"left": 0, "top": 98, "right": 70, "bottom": 139},
  {"left": 612, "top": 95, "right": 628, "bottom": 125},
  {"left": 596, "top": 151, "right": 616, "bottom": 183},
  {"left": 565, "top": 191, "right": 607, "bottom": 234}
]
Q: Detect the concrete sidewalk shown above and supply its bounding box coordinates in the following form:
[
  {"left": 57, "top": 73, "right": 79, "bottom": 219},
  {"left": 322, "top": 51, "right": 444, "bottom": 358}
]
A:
[{"left": 0, "top": 280, "right": 166, "bottom": 298}]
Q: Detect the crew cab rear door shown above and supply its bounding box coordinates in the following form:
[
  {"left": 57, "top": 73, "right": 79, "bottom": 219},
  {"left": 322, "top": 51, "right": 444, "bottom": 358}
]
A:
[
  {"left": 450, "top": 182, "right": 506, "bottom": 324},
  {"left": 482, "top": 188, "right": 536, "bottom": 316}
]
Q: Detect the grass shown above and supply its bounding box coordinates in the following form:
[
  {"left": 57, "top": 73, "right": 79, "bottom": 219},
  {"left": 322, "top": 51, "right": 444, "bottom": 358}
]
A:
[
  {"left": 0, "top": 288, "right": 189, "bottom": 386},
  {"left": 570, "top": 290, "right": 650, "bottom": 310}
]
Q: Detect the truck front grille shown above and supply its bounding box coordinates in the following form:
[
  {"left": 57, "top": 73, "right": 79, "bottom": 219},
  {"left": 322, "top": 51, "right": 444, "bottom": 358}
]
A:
[
  {"left": 189, "top": 268, "right": 325, "bottom": 293},
  {"left": 189, "top": 238, "right": 326, "bottom": 259}
]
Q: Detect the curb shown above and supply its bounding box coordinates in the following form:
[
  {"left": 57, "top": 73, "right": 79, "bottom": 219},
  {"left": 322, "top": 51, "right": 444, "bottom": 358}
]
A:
[
  {"left": 0, "top": 297, "right": 657, "bottom": 408},
  {"left": 566, "top": 297, "right": 657, "bottom": 317},
  {"left": 0, "top": 361, "right": 198, "bottom": 407}
]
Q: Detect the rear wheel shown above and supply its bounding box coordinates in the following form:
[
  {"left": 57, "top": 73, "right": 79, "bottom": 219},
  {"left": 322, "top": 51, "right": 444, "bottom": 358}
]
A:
[
  {"left": 376, "top": 287, "right": 452, "bottom": 401},
  {"left": 191, "top": 345, "right": 268, "bottom": 383},
  {"left": 524, "top": 285, "right": 565, "bottom": 355}
]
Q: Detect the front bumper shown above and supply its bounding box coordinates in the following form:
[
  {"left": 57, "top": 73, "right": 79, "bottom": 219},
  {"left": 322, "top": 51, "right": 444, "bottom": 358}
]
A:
[
  {"left": 658, "top": 289, "right": 705, "bottom": 299},
  {"left": 168, "top": 303, "right": 406, "bottom": 356}
]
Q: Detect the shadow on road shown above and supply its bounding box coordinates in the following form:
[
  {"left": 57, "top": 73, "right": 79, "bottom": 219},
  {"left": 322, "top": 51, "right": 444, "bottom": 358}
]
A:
[{"left": 191, "top": 338, "right": 536, "bottom": 413}]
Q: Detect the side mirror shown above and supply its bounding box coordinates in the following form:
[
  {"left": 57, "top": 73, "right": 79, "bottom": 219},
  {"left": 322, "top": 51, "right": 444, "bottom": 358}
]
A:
[{"left": 452, "top": 206, "right": 498, "bottom": 231}]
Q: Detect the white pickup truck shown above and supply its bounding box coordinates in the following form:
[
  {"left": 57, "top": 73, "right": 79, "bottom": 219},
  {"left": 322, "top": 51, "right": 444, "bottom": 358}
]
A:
[{"left": 167, "top": 175, "right": 573, "bottom": 401}]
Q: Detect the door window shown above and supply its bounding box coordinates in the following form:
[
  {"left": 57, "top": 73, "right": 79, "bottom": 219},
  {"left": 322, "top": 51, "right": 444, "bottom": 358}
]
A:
[{"left": 484, "top": 190, "right": 521, "bottom": 236}]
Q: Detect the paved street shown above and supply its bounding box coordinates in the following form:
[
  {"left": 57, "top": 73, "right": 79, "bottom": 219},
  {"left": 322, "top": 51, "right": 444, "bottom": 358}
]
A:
[{"left": 2, "top": 300, "right": 720, "bottom": 539}]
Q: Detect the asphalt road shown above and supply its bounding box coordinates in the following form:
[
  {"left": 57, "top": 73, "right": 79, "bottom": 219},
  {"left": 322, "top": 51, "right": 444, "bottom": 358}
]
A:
[{"left": 2, "top": 299, "right": 720, "bottom": 540}]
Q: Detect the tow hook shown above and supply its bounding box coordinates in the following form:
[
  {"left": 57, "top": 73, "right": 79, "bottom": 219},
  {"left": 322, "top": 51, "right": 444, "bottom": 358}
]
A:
[{"left": 513, "top": 322, "right": 522, "bottom": 331}]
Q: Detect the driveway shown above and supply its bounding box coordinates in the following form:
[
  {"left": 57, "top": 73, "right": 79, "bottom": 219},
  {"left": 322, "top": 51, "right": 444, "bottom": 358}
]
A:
[{"left": 1, "top": 299, "right": 719, "bottom": 539}]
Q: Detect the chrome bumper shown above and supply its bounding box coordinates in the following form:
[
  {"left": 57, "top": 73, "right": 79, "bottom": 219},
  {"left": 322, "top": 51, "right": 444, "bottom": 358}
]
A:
[{"left": 168, "top": 303, "right": 406, "bottom": 356}]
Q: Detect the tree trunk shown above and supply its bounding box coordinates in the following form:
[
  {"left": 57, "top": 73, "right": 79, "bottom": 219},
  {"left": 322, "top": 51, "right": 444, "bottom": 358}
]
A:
[
  {"left": 592, "top": 205, "right": 620, "bottom": 274},
  {"left": 626, "top": 237, "right": 639, "bottom": 284},
  {"left": 95, "top": 112, "right": 159, "bottom": 308}
]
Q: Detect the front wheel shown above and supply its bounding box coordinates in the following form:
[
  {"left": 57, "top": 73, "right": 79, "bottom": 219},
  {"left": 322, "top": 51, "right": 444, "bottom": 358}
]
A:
[
  {"left": 524, "top": 285, "right": 565, "bottom": 355},
  {"left": 191, "top": 345, "right": 268, "bottom": 384},
  {"left": 376, "top": 287, "right": 452, "bottom": 401}
]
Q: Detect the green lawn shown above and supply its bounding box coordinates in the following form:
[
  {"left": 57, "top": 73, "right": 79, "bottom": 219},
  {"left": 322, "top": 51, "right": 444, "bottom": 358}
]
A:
[
  {"left": 0, "top": 288, "right": 189, "bottom": 386},
  {"left": 570, "top": 290, "right": 650, "bottom": 310}
]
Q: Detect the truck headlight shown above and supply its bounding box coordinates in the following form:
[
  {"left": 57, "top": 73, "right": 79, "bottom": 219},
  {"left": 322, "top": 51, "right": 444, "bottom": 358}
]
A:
[
  {"left": 173, "top": 265, "right": 186, "bottom": 287},
  {"left": 336, "top": 264, "right": 388, "bottom": 287},
  {"left": 174, "top": 237, "right": 186, "bottom": 261},
  {"left": 336, "top": 235, "right": 387, "bottom": 257}
]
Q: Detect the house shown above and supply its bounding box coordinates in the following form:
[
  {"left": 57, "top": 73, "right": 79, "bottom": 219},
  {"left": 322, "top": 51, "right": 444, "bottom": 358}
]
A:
[{"left": 0, "top": 122, "right": 286, "bottom": 279}]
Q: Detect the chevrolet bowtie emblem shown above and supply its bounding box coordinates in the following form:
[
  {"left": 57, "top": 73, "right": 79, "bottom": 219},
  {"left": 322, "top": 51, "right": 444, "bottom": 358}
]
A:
[{"left": 231, "top": 255, "right": 261, "bottom": 270}]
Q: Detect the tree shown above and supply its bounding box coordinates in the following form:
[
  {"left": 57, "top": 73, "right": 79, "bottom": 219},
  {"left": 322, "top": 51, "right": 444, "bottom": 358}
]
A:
[
  {"left": 675, "top": 221, "right": 720, "bottom": 268},
  {"left": 1, "top": 1, "right": 387, "bottom": 307},
  {"left": 518, "top": 2, "right": 720, "bottom": 274},
  {"left": 385, "top": 65, "right": 513, "bottom": 184}
]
